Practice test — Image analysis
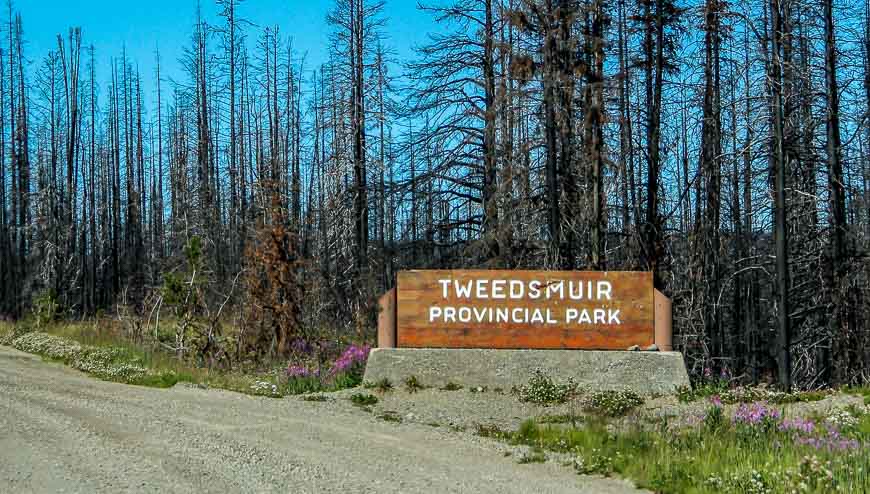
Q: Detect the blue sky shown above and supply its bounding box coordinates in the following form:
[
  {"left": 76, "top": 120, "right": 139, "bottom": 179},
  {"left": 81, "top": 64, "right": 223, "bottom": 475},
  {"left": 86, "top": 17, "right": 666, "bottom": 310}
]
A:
[{"left": 23, "top": 0, "right": 435, "bottom": 103}]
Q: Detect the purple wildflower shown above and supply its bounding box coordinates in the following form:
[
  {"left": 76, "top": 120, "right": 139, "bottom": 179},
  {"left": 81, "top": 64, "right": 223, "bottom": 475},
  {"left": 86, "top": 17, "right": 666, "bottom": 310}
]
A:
[
  {"left": 796, "top": 432, "right": 861, "bottom": 452},
  {"left": 710, "top": 395, "right": 723, "bottom": 408},
  {"left": 733, "top": 401, "right": 781, "bottom": 426},
  {"left": 290, "top": 338, "right": 314, "bottom": 355},
  {"left": 329, "top": 344, "right": 371, "bottom": 376},
  {"left": 287, "top": 364, "right": 319, "bottom": 378},
  {"left": 779, "top": 417, "right": 815, "bottom": 435}
]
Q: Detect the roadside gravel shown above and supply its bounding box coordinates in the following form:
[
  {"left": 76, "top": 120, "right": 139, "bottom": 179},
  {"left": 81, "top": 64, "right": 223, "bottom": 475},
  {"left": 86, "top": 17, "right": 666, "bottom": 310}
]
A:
[{"left": 0, "top": 345, "right": 641, "bottom": 494}]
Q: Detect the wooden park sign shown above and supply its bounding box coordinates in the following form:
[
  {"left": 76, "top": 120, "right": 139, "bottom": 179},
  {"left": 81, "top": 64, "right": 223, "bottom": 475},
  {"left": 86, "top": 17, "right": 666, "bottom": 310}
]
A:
[{"left": 378, "top": 270, "right": 670, "bottom": 350}]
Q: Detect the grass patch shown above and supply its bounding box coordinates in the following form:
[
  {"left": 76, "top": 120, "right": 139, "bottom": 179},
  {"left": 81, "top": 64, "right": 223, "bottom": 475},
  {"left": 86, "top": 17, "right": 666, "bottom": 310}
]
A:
[
  {"left": 678, "top": 382, "right": 832, "bottom": 405},
  {"left": 517, "top": 448, "right": 547, "bottom": 464},
  {"left": 491, "top": 404, "right": 870, "bottom": 493},
  {"left": 350, "top": 393, "right": 379, "bottom": 406},
  {"left": 284, "top": 376, "right": 332, "bottom": 395},
  {"left": 538, "top": 413, "right": 584, "bottom": 426},
  {"left": 844, "top": 386, "right": 870, "bottom": 405},
  {"left": 0, "top": 320, "right": 13, "bottom": 340}
]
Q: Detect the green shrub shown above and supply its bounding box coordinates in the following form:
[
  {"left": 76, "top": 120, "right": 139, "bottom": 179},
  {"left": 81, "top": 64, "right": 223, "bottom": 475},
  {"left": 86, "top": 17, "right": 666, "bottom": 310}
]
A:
[
  {"left": 517, "top": 369, "right": 576, "bottom": 405},
  {"left": 585, "top": 389, "right": 644, "bottom": 417}
]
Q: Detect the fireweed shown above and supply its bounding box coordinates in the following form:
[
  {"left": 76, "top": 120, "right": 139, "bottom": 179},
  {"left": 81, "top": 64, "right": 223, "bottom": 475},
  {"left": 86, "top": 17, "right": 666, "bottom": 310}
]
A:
[
  {"left": 732, "top": 402, "right": 782, "bottom": 429},
  {"left": 330, "top": 344, "right": 371, "bottom": 376},
  {"left": 284, "top": 343, "right": 371, "bottom": 393}
]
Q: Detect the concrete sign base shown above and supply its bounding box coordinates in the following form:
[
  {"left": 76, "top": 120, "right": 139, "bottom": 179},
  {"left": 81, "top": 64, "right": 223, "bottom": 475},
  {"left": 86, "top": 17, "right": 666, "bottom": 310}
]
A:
[{"left": 363, "top": 348, "right": 691, "bottom": 395}]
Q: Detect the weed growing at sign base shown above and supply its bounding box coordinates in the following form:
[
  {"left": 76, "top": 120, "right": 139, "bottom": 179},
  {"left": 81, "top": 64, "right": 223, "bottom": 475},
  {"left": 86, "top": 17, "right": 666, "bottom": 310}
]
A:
[
  {"left": 404, "top": 375, "right": 427, "bottom": 393},
  {"left": 363, "top": 378, "right": 393, "bottom": 392},
  {"left": 516, "top": 369, "right": 577, "bottom": 405}
]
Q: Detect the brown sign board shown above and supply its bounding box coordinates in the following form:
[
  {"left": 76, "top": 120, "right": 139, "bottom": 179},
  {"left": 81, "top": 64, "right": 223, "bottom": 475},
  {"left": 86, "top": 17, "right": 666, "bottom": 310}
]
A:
[{"left": 396, "top": 270, "right": 654, "bottom": 350}]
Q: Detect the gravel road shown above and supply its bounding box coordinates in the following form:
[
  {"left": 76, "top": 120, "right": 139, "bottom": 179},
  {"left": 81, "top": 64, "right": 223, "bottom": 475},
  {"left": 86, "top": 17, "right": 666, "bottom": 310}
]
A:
[{"left": 0, "top": 345, "right": 640, "bottom": 494}]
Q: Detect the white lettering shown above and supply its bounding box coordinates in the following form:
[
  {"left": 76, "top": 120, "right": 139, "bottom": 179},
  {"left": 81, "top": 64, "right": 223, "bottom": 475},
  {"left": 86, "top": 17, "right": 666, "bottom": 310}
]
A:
[
  {"left": 455, "top": 281, "right": 472, "bottom": 298},
  {"left": 509, "top": 280, "right": 524, "bottom": 299},
  {"left": 568, "top": 281, "right": 583, "bottom": 300},
  {"left": 546, "top": 280, "right": 564, "bottom": 299},
  {"left": 597, "top": 281, "right": 612, "bottom": 300},
  {"left": 491, "top": 280, "right": 506, "bottom": 299},
  {"left": 458, "top": 307, "right": 472, "bottom": 323},
  {"left": 438, "top": 279, "right": 451, "bottom": 299},
  {"left": 473, "top": 306, "right": 489, "bottom": 322},
  {"left": 529, "top": 280, "right": 541, "bottom": 299},
  {"left": 444, "top": 307, "right": 457, "bottom": 322},
  {"left": 429, "top": 306, "right": 443, "bottom": 322},
  {"left": 594, "top": 308, "right": 606, "bottom": 324},
  {"left": 475, "top": 279, "right": 489, "bottom": 299},
  {"left": 512, "top": 307, "right": 525, "bottom": 323},
  {"left": 565, "top": 308, "right": 578, "bottom": 322},
  {"left": 608, "top": 309, "right": 621, "bottom": 324}
]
